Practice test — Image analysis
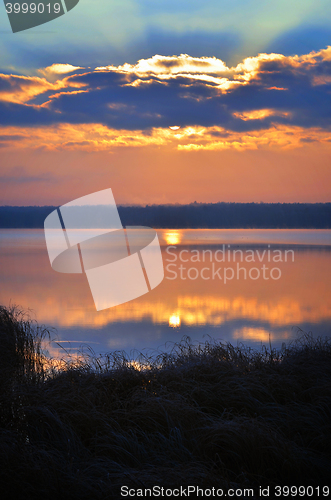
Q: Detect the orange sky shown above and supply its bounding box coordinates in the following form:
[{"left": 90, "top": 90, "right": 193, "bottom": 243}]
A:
[{"left": 1, "top": 138, "right": 330, "bottom": 205}]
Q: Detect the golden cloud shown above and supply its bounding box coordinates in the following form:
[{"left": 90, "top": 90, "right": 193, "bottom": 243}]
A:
[
  {"left": 0, "top": 74, "right": 57, "bottom": 104},
  {"left": 0, "top": 72, "right": 87, "bottom": 104},
  {"left": 94, "top": 47, "right": 331, "bottom": 89},
  {"left": 40, "top": 63, "right": 85, "bottom": 75},
  {"left": 2, "top": 46, "right": 331, "bottom": 106},
  {"left": 232, "top": 109, "right": 290, "bottom": 121},
  {"left": 1, "top": 46, "right": 331, "bottom": 149},
  {"left": 1, "top": 123, "right": 331, "bottom": 152}
]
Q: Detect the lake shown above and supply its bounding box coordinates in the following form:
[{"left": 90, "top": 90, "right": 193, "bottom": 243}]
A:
[{"left": 1, "top": 228, "right": 331, "bottom": 360}]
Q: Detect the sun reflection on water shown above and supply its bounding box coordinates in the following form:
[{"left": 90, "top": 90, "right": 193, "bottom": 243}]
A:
[
  {"left": 164, "top": 231, "right": 182, "bottom": 245},
  {"left": 169, "top": 314, "right": 181, "bottom": 328}
]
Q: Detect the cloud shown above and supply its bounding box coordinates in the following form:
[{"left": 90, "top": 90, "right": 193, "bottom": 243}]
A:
[
  {"left": 0, "top": 47, "right": 331, "bottom": 146},
  {"left": 0, "top": 74, "right": 56, "bottom": 104},
  {"left": 40, "top": 64, "right": 85, "bottom": 75},
  {"left": 38, "top": 64, "right": 86, "bottom": 83},
  {"left": 96, "top": 53, "right": 232, "bottom": 76},
  {"left": 1, "top": 123, "right": 330, "bottom": 153},
  {"left": 0, "top": 166, "right": 55, "bottom": 184},
  {"left": 0, "top": 72, "right": 86, "bottom": 104}
]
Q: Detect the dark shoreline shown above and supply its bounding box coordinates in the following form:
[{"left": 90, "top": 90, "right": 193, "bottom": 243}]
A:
[
  {"left": 0, "top": 305, "right": 331, "bottom": 499},
  {"left": 1, "top": 202, "right": 331, "bottom": 229}
]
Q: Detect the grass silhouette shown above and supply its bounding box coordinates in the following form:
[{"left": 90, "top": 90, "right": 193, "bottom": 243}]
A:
[{"left": 0, "top": 305, "right": 330, "bottom": 499}]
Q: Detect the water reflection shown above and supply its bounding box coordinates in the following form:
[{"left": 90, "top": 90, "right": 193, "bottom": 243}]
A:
[
  {"left": 164, "top": 231, "right": 182, "bottom": 245},
  {"left": 0, "top": 229, "right": 330, "bottom": 356},
  {"left": 169, "top": 314, "right": 181, "bottom": 328}
]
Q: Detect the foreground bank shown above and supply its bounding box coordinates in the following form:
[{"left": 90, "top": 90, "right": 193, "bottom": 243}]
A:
[{"left": 0, "top": 306, "right": 330, "bottom": 499}]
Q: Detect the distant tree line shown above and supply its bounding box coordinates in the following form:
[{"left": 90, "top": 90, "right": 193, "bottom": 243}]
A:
[{"left": 0, "top": 203, "right": 330, "bottom": 228}]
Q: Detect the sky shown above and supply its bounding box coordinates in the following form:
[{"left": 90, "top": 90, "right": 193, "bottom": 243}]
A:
[{"left": 0, "top": 0, "right": 331, "bottom": 205}]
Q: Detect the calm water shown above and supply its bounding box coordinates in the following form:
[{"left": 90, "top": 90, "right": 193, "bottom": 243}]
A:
[{"left": 1, "top": 229, "right": 331, "bottom": 359}]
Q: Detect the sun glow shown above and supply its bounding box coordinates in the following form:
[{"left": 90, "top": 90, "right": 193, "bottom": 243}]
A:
[{"left": 164, "top": 231, "right": 182, "bottom": 245}]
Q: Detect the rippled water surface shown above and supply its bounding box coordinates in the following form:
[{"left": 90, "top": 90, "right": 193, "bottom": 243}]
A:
[{"left": 1, "top": 229, "right": 330, "bottom": 358}]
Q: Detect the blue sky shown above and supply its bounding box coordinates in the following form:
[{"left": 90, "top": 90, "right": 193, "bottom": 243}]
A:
[{"left": 1, "top": 0, "right": 331, "bottom": 72}]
